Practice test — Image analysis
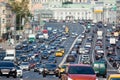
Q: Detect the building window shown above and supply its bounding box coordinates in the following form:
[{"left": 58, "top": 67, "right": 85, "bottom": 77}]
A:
[
  {"left": 2, "top": 19, "right": 5, "bottom": 23},
  {"left": 3, "top": 10, "right": 5, "bottom": 14},
  {"left": 69, "top": 12, "right": 71, "bottom": 14}
]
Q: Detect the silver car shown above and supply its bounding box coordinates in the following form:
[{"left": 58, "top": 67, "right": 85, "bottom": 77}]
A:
[{"left": 19, "top": 62, "right": 30, "bottom": 70}]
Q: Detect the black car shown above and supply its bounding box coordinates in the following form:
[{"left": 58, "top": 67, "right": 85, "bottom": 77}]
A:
[
  {"left": 42, "top": 63, "right": 59, "bottom": 77},
  {"left": 41, "top": 51, "right": 49, "bottom": 59},
  {"left": 0, "top": 61, "right": 17, "bottom": 78},
  {"left": 66, "top": 54, "right": 75, "bottom": 62}
]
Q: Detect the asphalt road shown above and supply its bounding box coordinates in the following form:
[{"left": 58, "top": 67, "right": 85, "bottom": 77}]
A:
[
  {"left": 0, "top": 22, "right": 118, "bottom": 80},
  {"left": 0, "top": 22, "right": 84, "bottom": 80}
]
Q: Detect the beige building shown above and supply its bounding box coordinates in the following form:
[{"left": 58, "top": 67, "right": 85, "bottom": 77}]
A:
[
  {"left": 0, "top": 2, "right": 16, "bottom": 36},
  {"left": 116, "top": 0, "right": 120, "bottom": 24}
]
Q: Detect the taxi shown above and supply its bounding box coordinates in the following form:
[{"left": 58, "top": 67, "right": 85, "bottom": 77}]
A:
[
  {"left": 59, "top": 46, "right": 65, "bottom": 54},
  {"left": 59, "top": 64, "right": 69, "bottom": 73},
  {"left": 60, "top": 49, "right": 65, "bottom": 54},
  {"left": 55, "top": 50, "right": 63, "bottom": 57},
  {"left": 107, "top": 74, "right": 120, "bottom": 80}
]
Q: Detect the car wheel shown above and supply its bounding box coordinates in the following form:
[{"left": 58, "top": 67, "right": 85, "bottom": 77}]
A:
[
  {"left": 103, "top": 75, "right": 106, "bottom": 78},
  {"left": 7, "top": 75, "right": 9, "bottom": 78},
  {"left": 13, "top": 74, "right": 17, "bottom": 78},
  {"left": 20, "top": 76, "right": 23, "bottom": 78},
  {"left": 42, "top": 73, "right": 46, "bottom": 77}
]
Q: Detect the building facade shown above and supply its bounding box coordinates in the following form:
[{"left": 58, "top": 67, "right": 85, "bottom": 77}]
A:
[
  {"left": 0, "top": 2, "right": 16, "bottom": 36},
  {"left": 116, "top": 0, "right": 120, "bottom": 24}
]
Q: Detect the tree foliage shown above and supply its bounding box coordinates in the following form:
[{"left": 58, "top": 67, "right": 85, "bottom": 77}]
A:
[{"left": 8, "top": 0, "right": 32, "bottom": 30}]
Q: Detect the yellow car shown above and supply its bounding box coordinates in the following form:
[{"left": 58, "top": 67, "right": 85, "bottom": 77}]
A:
[
  {"left": 55, "top": 51, "right": 63, "bottom": 57},
  {"left": 60, "top": 49, "right": 65, "bottom": 54},
  {"left": 107, "top": 74, "right": 120, "bottom": 80},
  {"left": 59, "top": 64, "right": 69, "bottom": 73}
]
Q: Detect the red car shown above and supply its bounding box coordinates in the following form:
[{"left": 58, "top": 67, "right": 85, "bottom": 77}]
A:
[{"left": 61, "top": 64, "right": 97, "bottom": 80}]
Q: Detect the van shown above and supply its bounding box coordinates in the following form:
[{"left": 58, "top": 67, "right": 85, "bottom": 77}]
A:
[{"left": 93, "top": 62, "right": 107, "bottom": 78}]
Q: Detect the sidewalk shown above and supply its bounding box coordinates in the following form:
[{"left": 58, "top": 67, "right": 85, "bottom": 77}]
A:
[{"left": 0, "top": 40, "right": 22, "bottom": 50}]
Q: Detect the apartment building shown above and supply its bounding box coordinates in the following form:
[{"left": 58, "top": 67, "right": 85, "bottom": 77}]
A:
[{"left": 0, "top": 2, "right": 16, "bottom": 36}]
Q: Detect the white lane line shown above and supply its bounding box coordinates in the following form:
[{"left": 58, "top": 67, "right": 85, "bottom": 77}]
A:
[
  {"left": 78, "top": 55, "right": 81, "bottom": 64},
  {"left": 59, "top": 25, "right": 86, "bottom": 66}
]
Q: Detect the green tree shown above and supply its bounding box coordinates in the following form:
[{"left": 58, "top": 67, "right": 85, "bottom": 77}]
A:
[{"left": 8, "top": 0, "right": 32, "bottom": 30}]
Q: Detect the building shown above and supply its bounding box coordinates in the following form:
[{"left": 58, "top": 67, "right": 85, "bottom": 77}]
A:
[
  {"left": 0, "top": 2, "right": 16, "bottom": 37},
  {"left": 116, "top": 0, "right": 120, "bottom": 24},
  {"left": 52, "top": 4, "right": 93, "bottom": 21}
]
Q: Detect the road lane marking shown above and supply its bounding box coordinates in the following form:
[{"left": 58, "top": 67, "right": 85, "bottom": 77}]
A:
[
  {"left": 103, "top": 27, "right": 117, "bottom": 71},
  {"left": 59, "top": 25, "right": 86, "bottom": 66},
  {"left": 78, "top": 55, "right": 81, "bottom": 64}
]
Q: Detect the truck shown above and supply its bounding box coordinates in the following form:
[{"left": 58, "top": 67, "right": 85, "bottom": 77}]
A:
[
  {"left": 42, "top": 29, "right": 49, "bottom": 39},
  {"left": 110, "top": 37, "right": 116, "bottom": 45},
  {"left": 4, "top": 49, "right": 16, "bottom": 61},
  {"left": 28, "top": 34, "right": 36, "bottom": 43}
]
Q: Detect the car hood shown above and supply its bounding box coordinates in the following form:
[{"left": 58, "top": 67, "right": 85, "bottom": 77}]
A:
[{"left": 68, "top": 74, "right": 96, "bottom": 80}]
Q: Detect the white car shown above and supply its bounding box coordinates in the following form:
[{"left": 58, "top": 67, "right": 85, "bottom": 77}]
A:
[
  {"left": 118, "top": 66, "right": 120, "bottom": 73},
  {"left": 62, "top": 36, "right": 67, "bottom": 40},
  {"left": 16, "top": 66, "right": 23, "bottom": 78},
  {"left": 19, "top": 62, "right": 30, "bottom": 70}
]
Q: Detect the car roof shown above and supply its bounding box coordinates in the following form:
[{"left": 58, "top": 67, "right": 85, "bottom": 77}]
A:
[{"left": 109, "top": 74, "right": 120, "bottom": 78}]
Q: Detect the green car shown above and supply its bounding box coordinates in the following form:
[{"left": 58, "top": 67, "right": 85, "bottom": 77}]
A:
[{"left": 93, "top": 62, "right": 107, "bottom": 78}]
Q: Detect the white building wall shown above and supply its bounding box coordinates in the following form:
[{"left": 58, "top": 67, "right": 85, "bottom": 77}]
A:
[{"left": 52, "top": 8, "right": 93, "bottom": 20}]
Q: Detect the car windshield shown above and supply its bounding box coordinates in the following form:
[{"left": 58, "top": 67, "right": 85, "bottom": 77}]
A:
[
  {"left": 68, "top": 66, "right": 95, "bottom": 75},
  {"left": 45, "top": 64, "right": 56, "bottom": 68},
  {"left": 110, "top": 78, "right": 120, "bottom": 80}
]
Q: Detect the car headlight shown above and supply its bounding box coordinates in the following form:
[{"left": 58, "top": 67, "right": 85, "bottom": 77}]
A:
[
  {"left": 12, "top": 68, "right": 16, "bottom": 71},
  {"left": 44, "top": 69, "right": 48, "bottom": 71},
  {"left": 68, "top": 77, "right": 73, "bottom": 80},
  {"left": 96, "top": 78, "right": 98, "bottom": 80}
]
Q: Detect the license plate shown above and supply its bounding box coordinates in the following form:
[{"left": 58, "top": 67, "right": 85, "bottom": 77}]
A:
[
  {"left": 2, "top": 72, "right": 9, "bottom": 74},
  {"left": 95, "top": 71, "right": 99, "bottom": 73},
  {"left": 49, "top": 71, "right": 54, "bottom": 74}
]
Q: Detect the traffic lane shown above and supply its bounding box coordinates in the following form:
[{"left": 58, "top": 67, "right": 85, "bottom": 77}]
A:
[
  {"left": 21, "top": 37, "right": 76, "bottom": 80},
  {"left": 44, "top": 22, "right": 84, "bottom": 34},
  {"left": 22, "top": 70, "right": 59, "bottom": 80},
  {"left": 56, "top": 37, "right": 76, "bottom": 66}
]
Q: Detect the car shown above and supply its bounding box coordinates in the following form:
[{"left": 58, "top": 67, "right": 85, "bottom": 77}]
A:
[
  {"left": 41, "top": 51, "right": 49, "bottom": 59},
  {"left": 0, "top": 61, "right": 17, "bottom": 78},
  {"left": 47, "top": 57, "right": 57, "bottom": 63},
  {"left": 15, "top": 44, "right": 23, "bottom": 50},
  {"left": 29, "top": 60, "right": 37, "bottom": 69},
  {"left": 79, "top": 48, "right": 85, "bottom": 54},
  {"left": 19, "top": 62, "right": 30, "bottom": 70},
  {"left": 107, "top": 74, "right": 120, "bottom": 80},
  {"left": 93, "top": 62, "right": 107, "bottom": 78},
  {"left": 42, "top": 63, "right": 59, "bottom": 77},
  {"left": 66, "top": 54, "right": 75, "bottom": 62},
  {"left": 34, "top": 63, "right": 44, "bottom": 72},
  {"left": 55, "top": 50, "right": 63, "bottom": 57},
  {"left": 61, "top": 64, "right": 97, "bottom": 80},
  {"left": 61, "top": 36, "right": 67, "bottom": 40},
  {"left": 58, "top": 64, "right": 69, "bottom": 74},
  {"left": 95, "top": 52, "right": 104, "bottom": 60},
  {"left": 16, "top": 66, "right": 23, "bottom": 78}
]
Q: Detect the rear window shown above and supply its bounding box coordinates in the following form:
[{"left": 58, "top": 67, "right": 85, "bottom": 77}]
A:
[{"left": 68, "top": 66, "right": 95, "bottom": 75}]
